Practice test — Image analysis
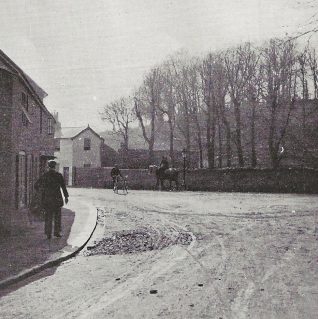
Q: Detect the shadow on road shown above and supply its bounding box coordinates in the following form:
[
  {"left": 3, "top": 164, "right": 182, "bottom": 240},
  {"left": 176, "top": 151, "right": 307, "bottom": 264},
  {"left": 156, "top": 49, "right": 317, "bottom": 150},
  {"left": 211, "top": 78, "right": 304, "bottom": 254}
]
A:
[
  {"left": 0, "top": 208, "right": 75, "bottom": 297},
  {"left": 0, "top": 265, "right": 59, "bottom": 298}
]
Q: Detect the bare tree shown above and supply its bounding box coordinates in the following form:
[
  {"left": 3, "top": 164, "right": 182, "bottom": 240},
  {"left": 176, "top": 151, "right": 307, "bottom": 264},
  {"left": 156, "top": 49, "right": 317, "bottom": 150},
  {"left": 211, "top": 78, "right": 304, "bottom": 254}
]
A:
[
  {"left": 211, "top": 55, "right": 230, "bottom": 168},
  {"left": 134, "top": 67, "right": 162, "bottom": 165},
  {"left": 101, "top": 96, "right": 135, "bottom": 154},
  {"left": 157, "top": 60, "right": 178, "bottom": 165},
  {"left": 241, "top": 46, "right": 261, "bottom": 168},
  {"left": 200, "top": 53, "right": 217, "bottom": 168},
  {"left": 298, "top": 47, "right": 309, "bottom": 99},
  {"left": 172, "top": 57, "right": 192, "bottom": 161},
  {"left": 260, "top": 39, "right": 299, "bottom": 168},
  {"left": 308, "top": 46, "right": 318, "bottom": 98},
  {"left": 224, "top": 43, "right": 257, "bottom": 167},
  {"left": 187, "top": 58, "right": 205, "bottom": 168}
]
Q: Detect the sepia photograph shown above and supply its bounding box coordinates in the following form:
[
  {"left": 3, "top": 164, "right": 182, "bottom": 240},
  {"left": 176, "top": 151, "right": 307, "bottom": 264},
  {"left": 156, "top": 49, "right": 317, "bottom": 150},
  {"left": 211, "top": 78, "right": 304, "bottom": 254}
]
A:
[{"left": 0, "top": 0, "right": 318, "bottom": 318}]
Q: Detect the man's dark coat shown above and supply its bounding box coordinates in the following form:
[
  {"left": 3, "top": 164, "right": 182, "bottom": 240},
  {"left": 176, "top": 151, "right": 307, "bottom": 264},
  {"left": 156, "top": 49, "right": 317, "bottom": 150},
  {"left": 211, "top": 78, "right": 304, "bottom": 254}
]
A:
[{"left": 35, "top": 170, "right": 69, "bottom": 208}]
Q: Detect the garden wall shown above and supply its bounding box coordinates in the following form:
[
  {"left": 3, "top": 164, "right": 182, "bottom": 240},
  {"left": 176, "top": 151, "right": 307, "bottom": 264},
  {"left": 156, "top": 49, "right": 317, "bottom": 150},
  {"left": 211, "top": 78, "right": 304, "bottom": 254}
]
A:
[
  {"left": 74, "top": 167, "right": 156, "bottom": 190},
  {"left": 73, "top": 167, "right": 318, "bottom": 193}
]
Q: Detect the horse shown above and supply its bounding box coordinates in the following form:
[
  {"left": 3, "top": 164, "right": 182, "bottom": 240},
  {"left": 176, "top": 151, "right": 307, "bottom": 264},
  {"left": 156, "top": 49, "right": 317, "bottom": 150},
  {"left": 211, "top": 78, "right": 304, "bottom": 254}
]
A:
[{"left": 149, "top": 165, "right": 179, "bottom": 191}]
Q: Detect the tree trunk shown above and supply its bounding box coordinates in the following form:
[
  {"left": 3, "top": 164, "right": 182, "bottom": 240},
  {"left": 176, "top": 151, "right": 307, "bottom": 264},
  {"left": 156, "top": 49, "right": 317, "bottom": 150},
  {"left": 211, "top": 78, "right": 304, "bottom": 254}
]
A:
[
  {"left": 216, "top": 107, "right": 223, "bottom": 168},
  {"left": 148, "top": 144, "right": 154, "bottom": 166},
  {"left": 149, "top": 102, "right": 155, "bottom": 165},
  {"left": 250, "top": 100, "right": 257, "bottom": 168},
  {"left": 184, "top": 104, "right": 191, "bottom": 157},
  {"left": 123, "top": 128, "right": 129, "bottom": 168},
  {"left": 219, "top": 102, "right": 232, "bottom": 167},
  {"left": 234, "top": 100, "right": 244, "bottom": 167},
  {"left": 211, "top": 108, "right": 216, "bottom": 168},
  {"left": 206, "top": 105, "right": 214, "bottom": 169},
  {"left": 226, "top": 128, "right": 232, "bottom": 167},
  {"left": 195, "top": 118, "right": 203, "bottom": 168},
  {"left": 134, "top": 98, "right": 156, "bottom": 166},
  {"left": 168, "top": 117, "right": 175, "bottom": 166},
  {"left": 268, "top": 101, "right": 279, "bottom": 169}
]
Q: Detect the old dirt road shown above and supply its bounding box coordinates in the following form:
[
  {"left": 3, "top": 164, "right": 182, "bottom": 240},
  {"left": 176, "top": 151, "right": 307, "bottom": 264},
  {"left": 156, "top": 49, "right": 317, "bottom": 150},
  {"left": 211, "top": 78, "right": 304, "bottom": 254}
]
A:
[{"left": 1, "top": 189, "right": 317, "bottom": 318}]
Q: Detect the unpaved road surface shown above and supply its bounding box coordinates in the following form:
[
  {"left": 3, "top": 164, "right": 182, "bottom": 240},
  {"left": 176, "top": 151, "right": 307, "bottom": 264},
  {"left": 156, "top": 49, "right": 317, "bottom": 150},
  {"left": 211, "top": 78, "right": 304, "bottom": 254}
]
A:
[{"left": 1, "top": 189, "right": 318, "bottom": 319}]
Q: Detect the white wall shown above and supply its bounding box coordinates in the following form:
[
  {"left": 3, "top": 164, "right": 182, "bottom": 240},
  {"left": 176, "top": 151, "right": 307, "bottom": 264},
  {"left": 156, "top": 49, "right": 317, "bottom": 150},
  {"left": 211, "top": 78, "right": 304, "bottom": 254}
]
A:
[
  {"left": 54, "top": 138, "right": 73, "bottom": 185},
  {"left": 72, "top": 130, "right": 102, "bottom": 168}
]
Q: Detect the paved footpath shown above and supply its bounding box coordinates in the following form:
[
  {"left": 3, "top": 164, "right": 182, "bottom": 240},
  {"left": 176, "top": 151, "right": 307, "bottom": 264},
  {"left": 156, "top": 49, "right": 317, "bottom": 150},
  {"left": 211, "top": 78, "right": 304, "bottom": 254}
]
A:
[{"left": 0, "top": 193, "right": 97, "bottom": 289}]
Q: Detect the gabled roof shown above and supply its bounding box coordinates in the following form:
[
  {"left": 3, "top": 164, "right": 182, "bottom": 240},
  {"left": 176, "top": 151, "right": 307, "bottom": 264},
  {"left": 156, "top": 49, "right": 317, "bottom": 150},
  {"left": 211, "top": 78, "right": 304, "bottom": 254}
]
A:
[
  {"left": 0, "top": 49, "right": 51, "bottom": 117},
  {"left": 72, "top": 126, "right": 104, "bottom": 141},
  {"left": 58, "top": 125, "right": 104, "bottom": 141},
  {"left": 57, "top": 126, "right": 87, "bottom": 138}
]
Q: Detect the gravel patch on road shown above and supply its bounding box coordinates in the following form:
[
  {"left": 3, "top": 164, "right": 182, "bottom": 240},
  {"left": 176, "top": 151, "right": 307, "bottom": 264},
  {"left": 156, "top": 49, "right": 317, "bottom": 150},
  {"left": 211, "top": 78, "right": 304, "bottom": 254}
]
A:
[
  {"left": 86, "top": 207, "right": 193, "bottom": 256},
  {"left": 84, "top": 227, "right": 192, "bottom": 256}
]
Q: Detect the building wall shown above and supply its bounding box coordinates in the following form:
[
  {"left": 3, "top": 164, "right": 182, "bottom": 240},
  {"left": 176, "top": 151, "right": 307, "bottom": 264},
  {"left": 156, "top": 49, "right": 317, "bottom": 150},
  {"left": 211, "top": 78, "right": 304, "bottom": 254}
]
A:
[
  {"left": 11, "top": 77, "right": 54, "bottom": 156},
  {"left": 54, "top": 138, "right": 73, "bottom": 185},
  {"left": 10, "top": 76, "right": 54, "bottom": 208},
  {"left": 72, "top": 130, "right": 102, "bottom": 168},
  {"left": 0, "top": 68, "right": 55, "bottom": 235},
  {"left": 54, "top": 130, "right": 103, "bottom": 186},
  {"left": 0, "top": 69, "right": 14, "bottom": 231}
]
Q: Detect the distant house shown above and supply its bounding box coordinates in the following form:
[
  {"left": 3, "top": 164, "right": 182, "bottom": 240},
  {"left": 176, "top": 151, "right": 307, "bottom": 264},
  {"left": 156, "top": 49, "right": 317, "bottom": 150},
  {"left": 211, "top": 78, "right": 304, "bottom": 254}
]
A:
[
  {"left": 54, "top": 125, "right": 117, "bottom": 185},
  {"left": 0, "top": 50, "right": 55, "bottom": 232}
]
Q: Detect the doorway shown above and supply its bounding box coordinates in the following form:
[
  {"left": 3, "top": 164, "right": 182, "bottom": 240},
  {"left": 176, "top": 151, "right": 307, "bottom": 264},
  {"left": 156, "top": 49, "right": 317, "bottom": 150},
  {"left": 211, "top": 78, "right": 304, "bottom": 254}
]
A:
[{"left": 63, "top": 167, "right": 69, "bottom": 185}]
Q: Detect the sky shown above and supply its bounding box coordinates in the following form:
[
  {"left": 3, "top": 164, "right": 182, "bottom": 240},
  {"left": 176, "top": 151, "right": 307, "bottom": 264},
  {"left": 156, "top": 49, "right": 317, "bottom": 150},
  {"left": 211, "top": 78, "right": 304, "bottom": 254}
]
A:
[{"left": 0, "top": 0, "right": 317, "bottom": 132}]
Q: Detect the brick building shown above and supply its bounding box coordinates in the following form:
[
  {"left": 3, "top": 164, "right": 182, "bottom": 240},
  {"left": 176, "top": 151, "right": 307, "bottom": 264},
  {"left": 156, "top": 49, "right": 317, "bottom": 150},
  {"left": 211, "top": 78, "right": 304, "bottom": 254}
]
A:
[{"left": 0, "top": 50, "right": 55, "bottom": 233}]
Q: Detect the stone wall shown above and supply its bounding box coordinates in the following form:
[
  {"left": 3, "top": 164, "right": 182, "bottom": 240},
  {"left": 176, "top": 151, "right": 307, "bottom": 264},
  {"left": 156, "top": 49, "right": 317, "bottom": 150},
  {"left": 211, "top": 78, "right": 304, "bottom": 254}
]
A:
[
  {"left": 74, "top": 167, "right": 157, "bottom": 190},
  {"left": 185, "top": 168, "right": 318, "bottom": 193},
  {"left": 73, "top": 167, "right": 318, "bottom": 194}
]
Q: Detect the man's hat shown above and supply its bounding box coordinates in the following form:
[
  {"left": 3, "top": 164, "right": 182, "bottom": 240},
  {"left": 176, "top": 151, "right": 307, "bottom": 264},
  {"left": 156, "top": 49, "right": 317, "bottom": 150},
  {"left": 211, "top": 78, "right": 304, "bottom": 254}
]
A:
[{"left": 48, "top": 160, "right": 57, "bottom": 168}]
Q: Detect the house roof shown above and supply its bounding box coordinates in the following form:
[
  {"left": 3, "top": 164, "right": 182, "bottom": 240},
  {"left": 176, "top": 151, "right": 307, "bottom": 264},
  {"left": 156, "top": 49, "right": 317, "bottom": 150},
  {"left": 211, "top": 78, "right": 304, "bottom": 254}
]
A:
[
  {"left": 58, "top": 125, "right": 104, "bottom": 141},
  {"left": 57, "top": 126, "right": 86, "bottom": 138},
  {"left": 0, "top": 49, "right": 51, "bottom": 117},
  {"left": 24, "top": 73, "right": 48, "bottom": 100}
]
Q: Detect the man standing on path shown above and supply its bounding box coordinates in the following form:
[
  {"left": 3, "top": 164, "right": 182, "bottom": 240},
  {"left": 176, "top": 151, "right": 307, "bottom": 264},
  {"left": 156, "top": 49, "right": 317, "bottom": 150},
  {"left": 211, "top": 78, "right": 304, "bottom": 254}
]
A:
[{"left": 35, "top": 160, "right": 69, "bottom": 239}]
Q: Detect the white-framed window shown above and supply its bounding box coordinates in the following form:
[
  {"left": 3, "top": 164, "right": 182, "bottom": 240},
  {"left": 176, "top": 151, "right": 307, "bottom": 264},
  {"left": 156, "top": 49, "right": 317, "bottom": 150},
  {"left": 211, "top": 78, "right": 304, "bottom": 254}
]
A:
[{"left": 84, "top": 163, "right": 91, "bottom": 168}]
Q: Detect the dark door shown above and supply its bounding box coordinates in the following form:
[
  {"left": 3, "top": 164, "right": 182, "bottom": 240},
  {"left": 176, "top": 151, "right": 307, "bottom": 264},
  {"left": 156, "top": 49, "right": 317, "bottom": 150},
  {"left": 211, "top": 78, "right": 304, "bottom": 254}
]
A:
[{"left": 63, "top": 167, "right": 69, "bottom": 185}]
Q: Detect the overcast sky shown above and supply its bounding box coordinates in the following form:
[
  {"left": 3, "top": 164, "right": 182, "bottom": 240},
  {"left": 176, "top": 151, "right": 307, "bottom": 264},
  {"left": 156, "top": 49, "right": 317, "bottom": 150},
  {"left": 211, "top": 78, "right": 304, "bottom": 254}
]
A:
[{"left": 0, "top": 0, "right": 317, "bottom": 131}]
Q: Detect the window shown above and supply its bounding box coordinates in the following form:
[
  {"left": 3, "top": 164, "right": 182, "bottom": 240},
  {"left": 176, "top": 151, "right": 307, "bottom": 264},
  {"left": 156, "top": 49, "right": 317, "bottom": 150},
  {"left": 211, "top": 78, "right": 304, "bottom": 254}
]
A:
[
  {"left": 54, "top": 139, "right": 60, "bottom": 151},
  {"left": 84, "top": 163, "right": 91, "bottom": 168},
  {"left": 40, "top": 108, "right": 43, "bottom": 133},
  {"left": 21, "top": 92, "right": 28, "bottom": 111},
  {"left": 48, "top": 118, "right": 54, "bottom": 135},
  {"left": 84, "top": 138, "right": 91, "bottom": 150}
]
